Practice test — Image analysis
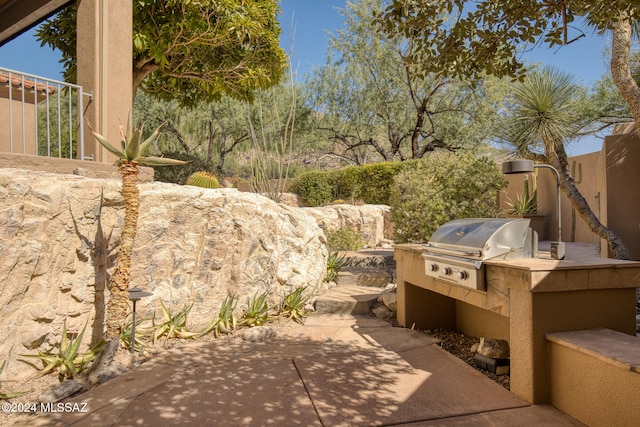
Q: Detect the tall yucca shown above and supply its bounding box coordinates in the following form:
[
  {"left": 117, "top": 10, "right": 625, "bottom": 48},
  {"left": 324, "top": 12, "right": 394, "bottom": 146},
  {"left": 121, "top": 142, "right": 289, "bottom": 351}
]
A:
[
  {"left": 509, "top": 67, "right": 577, "bottom": 156},
  {"left": 504, "top": 67, "right": 629, "bottom": 259},
  {"left": 93, "top": 120, "right": 187, "bottom": 338}
]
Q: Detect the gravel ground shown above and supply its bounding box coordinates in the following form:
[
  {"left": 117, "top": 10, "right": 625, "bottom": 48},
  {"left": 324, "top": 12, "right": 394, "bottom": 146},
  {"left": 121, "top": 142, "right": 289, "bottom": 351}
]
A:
[
  {"left": 424, "top": 328, "right": 510, "bottom": 390},
  {"left": 380, "top": 311, "right": 511, "bottom": 390}
]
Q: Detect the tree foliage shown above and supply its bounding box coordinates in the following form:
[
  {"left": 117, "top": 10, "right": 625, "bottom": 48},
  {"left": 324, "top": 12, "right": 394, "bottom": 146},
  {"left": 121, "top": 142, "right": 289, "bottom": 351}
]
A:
[
  {"left": 378, "top": 1, "right": 640, "bottom": 138},
  {"left": 378, "top": 1, "right": 639, "bottom": 82},
  {"left": 132, "top": 77, "right": 314, "bottom": 182},
  {"left": 37, "top": 0, "right": 287, "bottom": 107},
  {"left": 134, "top": 91, "right": 251, "bottom": 176},
  {"left": 306, "top": 0, "right": 507, "bottom": 164}
]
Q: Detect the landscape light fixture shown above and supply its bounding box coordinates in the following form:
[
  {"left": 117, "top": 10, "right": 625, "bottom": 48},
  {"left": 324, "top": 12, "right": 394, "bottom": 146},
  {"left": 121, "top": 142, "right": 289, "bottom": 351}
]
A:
[
  {"left": 502, "top": 160, "right": 565, "bottom": 260},
  {"left": 128, "top": 287, "right": 153, "bottom": 355}
]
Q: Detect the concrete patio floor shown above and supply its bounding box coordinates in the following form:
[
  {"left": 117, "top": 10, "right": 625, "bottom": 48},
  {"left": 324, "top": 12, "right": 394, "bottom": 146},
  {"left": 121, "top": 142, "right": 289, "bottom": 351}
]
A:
[{"left": 12, "top": 314, "right": 584, "bottom": 426}]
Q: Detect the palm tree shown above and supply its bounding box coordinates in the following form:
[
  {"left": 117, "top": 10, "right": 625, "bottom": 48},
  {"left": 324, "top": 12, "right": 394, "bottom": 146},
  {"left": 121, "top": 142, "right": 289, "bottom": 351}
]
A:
[
  {"left": 92, "top": 121, "right": 187, "bottom": 338},
  {"left": 504, "top": 67, "right": 630, "bottom": 260}
]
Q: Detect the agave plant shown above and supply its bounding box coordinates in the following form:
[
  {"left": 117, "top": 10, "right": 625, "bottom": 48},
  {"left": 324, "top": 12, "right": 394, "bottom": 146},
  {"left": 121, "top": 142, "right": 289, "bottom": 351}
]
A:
[
  {"left": 120, "top": 315, "right": 153, "bottom": 353},
  {"left": 200, "top": 295, "right": 240, "bottom": 337},
  {"left": 0, "top": 360, "right": 30, "bottom": 400},
  {"left": 280, "top": 287, "right": 310, "bottom": 324},
  {"left": 21, "top": 321, "right": 103, "bottom": 382},
  {"left": 326, "top": 251, "right": 346, "bottom": 282},
  {"left": 152, "top": 300, "right": 200, "bottom": 345},
  {"left": 240, "top": 291, "right": 270, "bottom": 327},
  {"left": 92, "top": 120, "right": 187, "bottom": 339}
]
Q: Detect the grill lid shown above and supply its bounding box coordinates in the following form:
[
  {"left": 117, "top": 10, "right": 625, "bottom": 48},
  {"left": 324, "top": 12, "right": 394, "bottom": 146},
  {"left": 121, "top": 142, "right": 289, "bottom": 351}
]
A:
[{"left": 424, "top": 218, "right": 531, "bottom": 260}]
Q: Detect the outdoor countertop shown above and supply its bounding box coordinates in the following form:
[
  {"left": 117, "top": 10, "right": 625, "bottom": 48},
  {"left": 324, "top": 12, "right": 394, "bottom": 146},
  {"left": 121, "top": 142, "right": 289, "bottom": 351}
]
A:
[
  {"left": 395, "top": 242, "right": 640, "bottom": 293},
  {"left": 395, "top": 242, "right": 640, "bottom": 271}
]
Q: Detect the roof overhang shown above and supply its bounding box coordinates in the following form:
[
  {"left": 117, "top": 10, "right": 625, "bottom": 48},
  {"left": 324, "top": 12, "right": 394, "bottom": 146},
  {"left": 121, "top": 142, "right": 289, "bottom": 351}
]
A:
[{"left": 0, "top": 0, "right": 73, "bottom": 47}]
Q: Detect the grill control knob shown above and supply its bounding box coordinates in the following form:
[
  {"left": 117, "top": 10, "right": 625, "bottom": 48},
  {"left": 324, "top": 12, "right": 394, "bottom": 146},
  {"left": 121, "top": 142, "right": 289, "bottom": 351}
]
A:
[
  {"left": 428, "top": 264, "right": 438, "bottom": 272},
  {"left": 456, "top": 271, "right": 468, "bottom": 280},
  {"left": 443, "top": 267, "right": 453, "bottom": 276}
]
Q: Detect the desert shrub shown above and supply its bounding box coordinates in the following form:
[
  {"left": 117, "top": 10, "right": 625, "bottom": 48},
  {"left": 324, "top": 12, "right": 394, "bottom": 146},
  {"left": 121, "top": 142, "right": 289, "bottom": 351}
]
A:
[
  {"left": 390, "top": 152, "right": 507, "bottom": 243},
  {"left": 326, "top": 228, "right": 366, "bottom": 252},
  {"left": 294, "top": 162, "right": 413, "bottom": 206},
  {"left": 333, "top": 162, "right": 407, "bottom": 204},
  {"left": 334, "top": 165, "right": 361, "bottom": 201},
  {"left": 352, "top": 162, "right": 411, "bottom": 204},
  {"left": 293, "top": 170, "right": 335, "bottom": 206}
]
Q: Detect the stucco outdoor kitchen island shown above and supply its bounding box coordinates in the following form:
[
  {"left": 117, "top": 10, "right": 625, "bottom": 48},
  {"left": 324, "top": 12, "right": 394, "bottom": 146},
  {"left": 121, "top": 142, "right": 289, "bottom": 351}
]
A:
[{"left": 394, "top": 243, "right": 640, "bottom": 404}]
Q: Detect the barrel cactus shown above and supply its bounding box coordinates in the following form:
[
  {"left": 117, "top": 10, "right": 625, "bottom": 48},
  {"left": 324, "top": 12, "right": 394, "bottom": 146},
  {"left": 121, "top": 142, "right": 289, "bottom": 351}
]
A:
[{"left": 186, "top": 171, "right": 221, "bottom": 189}]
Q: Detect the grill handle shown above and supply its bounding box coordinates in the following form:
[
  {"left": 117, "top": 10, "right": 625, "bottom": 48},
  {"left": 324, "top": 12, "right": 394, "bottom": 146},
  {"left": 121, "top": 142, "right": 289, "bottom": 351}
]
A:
[{"left": 423, "top": 244, "right": 481, "bottom": 258}]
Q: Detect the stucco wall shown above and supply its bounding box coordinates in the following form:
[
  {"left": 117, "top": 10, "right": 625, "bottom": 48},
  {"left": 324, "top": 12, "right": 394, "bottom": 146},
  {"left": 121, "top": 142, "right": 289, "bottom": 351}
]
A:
[
  {"left": 604, "top": 131, "right": 640, "bottom": 260},
  {"left": 0, "top": 153, "right": 154, "bottom": 182},
  {"left": 547, "top": 334, "right": 640, "bottom": 427},
  {"left": 0, "top": 87, "right": 38, "bottom": 155},
  {"left": 499, "top": 152, "right": 603, "bottom": 246}
]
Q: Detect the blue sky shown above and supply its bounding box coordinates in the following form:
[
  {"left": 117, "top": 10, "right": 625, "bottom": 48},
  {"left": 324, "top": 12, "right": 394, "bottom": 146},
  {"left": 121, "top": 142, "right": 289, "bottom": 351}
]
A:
[{"left": 0, "top": 0, "right": 614, "bottom": 155}]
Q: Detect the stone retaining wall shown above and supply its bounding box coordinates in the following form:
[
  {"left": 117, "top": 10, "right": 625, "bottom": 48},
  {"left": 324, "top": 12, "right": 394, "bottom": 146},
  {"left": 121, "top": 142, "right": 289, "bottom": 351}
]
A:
[{"left": 0, "top": 169, "right": 327, "bottom": 379}]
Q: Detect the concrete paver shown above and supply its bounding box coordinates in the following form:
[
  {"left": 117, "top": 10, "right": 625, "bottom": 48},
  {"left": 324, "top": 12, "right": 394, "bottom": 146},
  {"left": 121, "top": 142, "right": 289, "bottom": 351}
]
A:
[{"left": 20, "top": 314, "right": 584, "bottom": 427}]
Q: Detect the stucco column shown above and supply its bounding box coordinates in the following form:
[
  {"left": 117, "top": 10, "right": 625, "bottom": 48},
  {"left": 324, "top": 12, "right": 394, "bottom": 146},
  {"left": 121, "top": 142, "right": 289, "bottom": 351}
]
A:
[
  {"left": 508, "top": 288, "right": 538, "bottom": 403},
  {"left": 77, "top": 0, "right": 132, "bottom": 163}
]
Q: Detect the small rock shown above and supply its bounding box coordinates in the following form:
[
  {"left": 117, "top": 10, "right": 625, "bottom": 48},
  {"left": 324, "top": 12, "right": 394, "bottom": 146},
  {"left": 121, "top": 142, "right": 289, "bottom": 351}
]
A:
[
  {"left": 372, "top": 304, "right": 392, "bottom": 320},
  {"left": 477, "top": 337, "right": 510, "bottom": 359},
  {"left": 97, "top": 365, "right": 128, "bottom": 384},
  {"left": 72, "top": 167, "right": 88, "bottom": 177},
  {"left": 39, "top": 380, "right": 84, "bottom": 403},
  {"left": 242, "top": 326, "right": 277, "bottom": 343},
  {"left": 470, "top": 343, "right": 479, "bottom": 353},
  {"left": 380, "top": 291, "right": 397, "bottom": 311}
]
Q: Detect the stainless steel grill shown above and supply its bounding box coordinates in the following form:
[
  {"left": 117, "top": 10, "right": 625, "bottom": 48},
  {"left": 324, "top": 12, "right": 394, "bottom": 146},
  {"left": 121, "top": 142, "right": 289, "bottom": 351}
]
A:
[{"left": 422, "top": 218, "right": 536, "bottom": 291}]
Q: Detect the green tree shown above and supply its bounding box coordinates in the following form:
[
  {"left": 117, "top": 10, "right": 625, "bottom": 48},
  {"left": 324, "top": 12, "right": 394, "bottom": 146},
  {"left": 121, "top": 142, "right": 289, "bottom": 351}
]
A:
[
  {"left": 306, "top": 0, "right": 506, "bottom": 164},
  {"left": 132, "top": 77, "right": 314, "bottom": 181},
  {"left": 573, "top": 75, "right": 635, "bottom": 137},
  {"left": 37, "top": 0, "right": 287, "bottom": 107},
  {"left": 134, "top": 92, "right": 251, "bottom": 176},
  {"left": 378, "top": 1, "right": 640, "bottom": 138},
  {"left": 503, "top": 67, "right": 629, "bottom": 259}
]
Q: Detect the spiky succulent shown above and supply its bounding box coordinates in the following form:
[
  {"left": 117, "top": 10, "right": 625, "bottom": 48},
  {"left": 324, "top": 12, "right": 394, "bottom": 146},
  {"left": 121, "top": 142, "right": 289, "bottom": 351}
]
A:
[
  {"left": 186, "top": 171, "right": 221, "bottom": 189},
  {"left": 92, "top": 120, "right": 187, "bottom": 167}
]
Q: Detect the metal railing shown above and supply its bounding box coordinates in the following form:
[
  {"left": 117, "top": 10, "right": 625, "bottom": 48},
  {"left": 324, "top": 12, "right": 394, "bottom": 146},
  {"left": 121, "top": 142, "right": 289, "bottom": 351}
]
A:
[{"left": 0, "top": 66, "right": 93, "bottom": 160}]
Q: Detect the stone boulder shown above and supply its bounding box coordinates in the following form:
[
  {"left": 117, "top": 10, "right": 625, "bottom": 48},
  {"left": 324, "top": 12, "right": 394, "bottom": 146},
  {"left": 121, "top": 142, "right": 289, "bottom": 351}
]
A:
[
  {"left": 476, "top": 338, "right": 510, "bottom": 359},
  {"left": 302, "top": 204, "right": 393, "bottom": 248},
  {"left": 0, "top": 169, "right": 327, "bottom": 379}
]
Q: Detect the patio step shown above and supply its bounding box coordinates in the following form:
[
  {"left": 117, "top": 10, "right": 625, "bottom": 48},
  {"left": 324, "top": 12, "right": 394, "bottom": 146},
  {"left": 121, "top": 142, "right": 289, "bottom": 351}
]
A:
[
  {"left": 336, "top": 266, "right": 393, "bottom": 288},
  {"left": 314, "top": 285, "right": 382, "bottom": 314},
  {"left": 340, "top": 249, "right": 396, "bottom": 269}
]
